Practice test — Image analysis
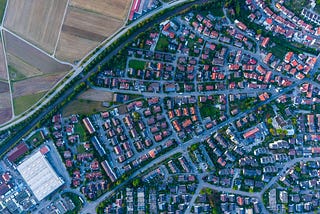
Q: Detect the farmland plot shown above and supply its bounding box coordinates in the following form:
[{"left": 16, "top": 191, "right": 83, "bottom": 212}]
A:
[
  {"left": 4, "top": 0, "right": 68, "bottom": 53},
  {"left": 55, "top": 0, "right": 131, "bottom": 62}
]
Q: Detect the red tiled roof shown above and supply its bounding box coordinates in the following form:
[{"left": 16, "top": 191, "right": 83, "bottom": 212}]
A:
[{"left": 7, "top": 143, "right": 29, "bottom": 162}]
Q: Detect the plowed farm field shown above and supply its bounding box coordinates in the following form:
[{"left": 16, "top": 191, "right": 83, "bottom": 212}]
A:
[
  {"left": 12, "top": 73, "right": 66, "bottom": 98},
  {"left": 4, "top": 0, "right": 68, "bottom": 53},
  {"left": 0, "top": 81, "right": 12, "bottom": 124},
  {"left": 0, "top": 37, "right": 7, "bottom": 80},
  {"left": 4, "top": 31, "right": 71, "bottom": 115},
  {"left": 55, "top": 0, "right": 131, "bottom": 62}
]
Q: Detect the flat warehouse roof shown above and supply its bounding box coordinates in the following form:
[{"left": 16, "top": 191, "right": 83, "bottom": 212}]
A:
[{"left": 17, "top": 150, "right": 64, "bottom": 201}]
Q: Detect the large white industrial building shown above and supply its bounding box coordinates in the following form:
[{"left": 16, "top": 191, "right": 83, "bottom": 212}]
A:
[{"left": 17, "top": 150, "right": 64, "bottom": 201}]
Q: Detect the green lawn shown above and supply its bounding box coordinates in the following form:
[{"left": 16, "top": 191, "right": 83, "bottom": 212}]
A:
[
  {"left": 128, "top": 59, "right": 146, "bottom": 70},
  {"left": 283, "top": 0, "right": 308, "bottom": 14},
  {"left": 74, "top": 123, "right": 88, "bottom": 142},
  {"left": 315, "top": 4, "right": 320, "bottom": 14},
  {"left": 199, "top": 104, "right": 220, "bottom": 119},
  {"left": 0, "top": 0, "right": 7, "bottom": 23},
  {"left": 155, "top": 35, "right": 169, "bottom": 52},
  {"left": 13, "top": 91, "right": 46, "bottom": 115},
  {"left": 269, "top": 45, "right": 287, "bottom": 59},
  {"left": 232, "top": 97, "right": 257, "bottom": 111},
  {"left": 76, "top": 144, "right": 86, "bottom": 153}
]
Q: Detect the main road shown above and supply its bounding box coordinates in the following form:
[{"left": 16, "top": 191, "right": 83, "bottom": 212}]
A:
[{"left": 0, "top": 0, "right": 211, "bottom": 156}]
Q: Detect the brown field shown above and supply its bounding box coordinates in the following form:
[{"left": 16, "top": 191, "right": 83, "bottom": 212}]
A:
[
  {"left": 55, "top": 0, "right": 131, "bottom": 62},
  {"left": 78, "top": 89, "right": 113, "bottom": 102},
  {"left": 63, "top": 99, "right": 107, "bottom": 117},
  {"left": 5, "top": 29, "right": 71, "bottom": 107},
  {"left": 0, "top": 81, "right": 9, "bottom": 93},
  {"left": 63, "top": 7, "right": 122, "bottom": 40},
  {"left": 55, "top": 32, "right": 99, "bottom": 63},
  {"left": 4, "top": 0, "right": 68, "bottom": 53},
  {"left": 7, "top": 53, "right": 42, "bottom": 80},
  {"left": 12, "top": 72, "right": 66, "bottom": 98},
  {"left": 0, "top": 91, "right": 12, "bottom": 124},
  {"left": 0, "top": 38, "right": 7, "bottom": 80},
  {"left": 69, "top": 0, "right": 131, "bottom": 20},
  {"left": 4, "top": 31, "right": 71, "bottom": 74}
]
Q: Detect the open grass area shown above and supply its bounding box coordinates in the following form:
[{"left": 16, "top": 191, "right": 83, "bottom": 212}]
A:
[
  {"left": 74, "top": 122, "right": 88, "bottom": 142},
  {"left": 63, "top": 99, "right": 107, "bottom": 117},
  {"left": 268, "top": 39, "right": 315, "bottom": 59},
  {"left": 155, "top": 35, "right": 169, "bottom": 52},
  {"left": 283, "top": 0, "right": 309, "bottom": 14},
  {"left": 28, "top": 131, "right": 45, "bottom": 148},
  {"left": 0, "top": 0, "right": 7, "bottom": 23},
  {"left": 199, "top": 105, "right": 220, "bottom": 119},
  {"left": 77, "top": 144, "right": 86, "bottom": 153},
  {"left": 231, "top": 97, "right": 257, "bottom": 111},
  {"left": 315, "top": 4, "right": 320, "bottom": 14},
  {"left": 128, "top": 59, "right": 146, "bottom": 70},
  {"left": 269, "top": 45, "right": 288, "bottom": 59},
  {"left": 13, "top": 91, "right": 46, "bottom": 115}
]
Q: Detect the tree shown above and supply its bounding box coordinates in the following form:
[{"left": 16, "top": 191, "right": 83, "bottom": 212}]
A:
[
  {"left": 132, "top": 178, "right": 141, "bottom": 187},
  {"left": 235, "top": 1, "right": 240, "bottom": 16},
  {"left": 269, "top": 128, "right": 275, "bottom": 136},
  {"left": 256, "top": 29, "right": 262, "bottom": 35},
  {"left": 189, "top": 143, "right": 199, "bottom": 152}
]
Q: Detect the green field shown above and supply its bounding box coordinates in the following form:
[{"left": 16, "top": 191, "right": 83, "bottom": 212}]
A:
[
  {"left": 128, "top": 59, "right": 146, "bottom": 70},
  {"left": 63, "top": 99, "right": 107, "bottom": 117},
  {"left": 283, "top": 0, "right": 308, "bottom": 14},
  {"left": 0, "top": 0, "right": 7, "bottom": 23},
  {"left": 155, "top": 35, "right": 170, "bottom": 52},
  {"left": 13, "top": 91, "right": 46, "bottom": 115},
  {"left": 199, "top": 105, "right": 220, "bottom": 119},
  {"left": 74, "top": 123, "right": 88, "bottom": 142},
  {"left": 76, "top": 144, "right": 86, "bottom": 153}
]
